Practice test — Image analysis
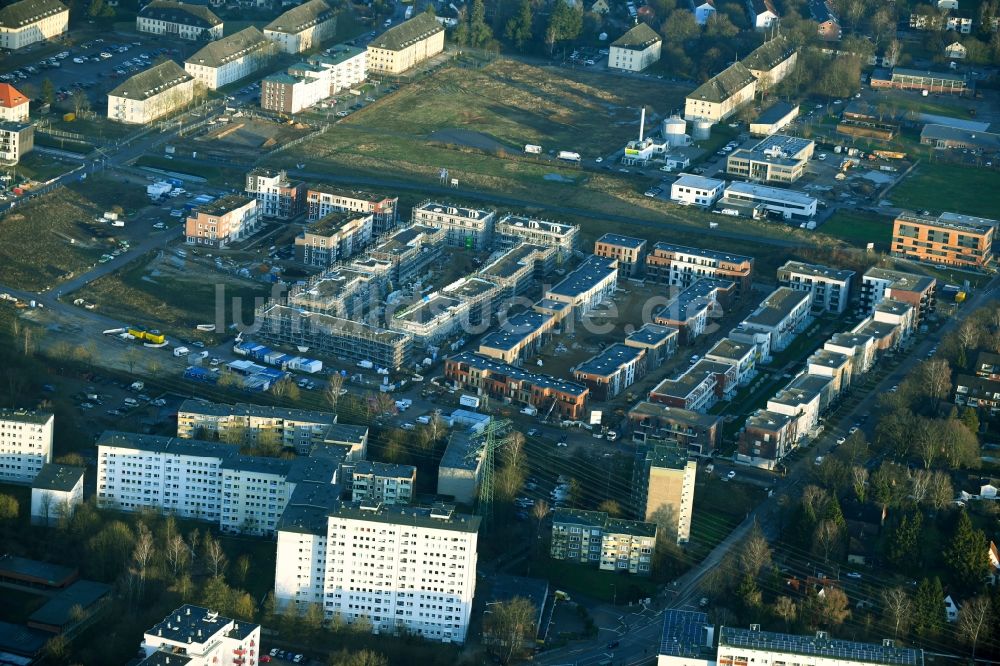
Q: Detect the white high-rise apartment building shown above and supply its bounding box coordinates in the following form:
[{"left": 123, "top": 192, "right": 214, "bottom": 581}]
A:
[
  {"left": 138, "top": 605, "right": 261, "bottom": 666},
  {"left": 96, "top": 432, "right": 342, "bottom": 536},
  {"left": 0, "top": 409, "right": 53, "bottom": 484},
  {"left": 275, "top": 500, "right": 480, "bottom": 643}
]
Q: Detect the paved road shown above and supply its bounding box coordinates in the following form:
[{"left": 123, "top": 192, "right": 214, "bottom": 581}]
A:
[{"left": 534, "top": 275, "right": 999, "bottom": 666}]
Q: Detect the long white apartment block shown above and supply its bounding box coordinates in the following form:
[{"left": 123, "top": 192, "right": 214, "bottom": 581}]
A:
[
  {"left": 275, "top": 492, "right": 480, "bottom": 644},
  {"left": 0, "top": 409, "right": 53, "bottom": 484},
  {"left": 96, "top": 431, "right": 343, "bottom": 536}
]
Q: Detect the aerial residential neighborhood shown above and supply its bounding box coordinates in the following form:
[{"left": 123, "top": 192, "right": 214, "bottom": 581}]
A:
[{"left": 0, "top": 0, "right": 999, "bottom": 663}]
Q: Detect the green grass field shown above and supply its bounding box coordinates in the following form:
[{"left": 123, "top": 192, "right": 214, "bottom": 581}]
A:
[
  {"left": 889, "top": 162, "right": 1000, "bottom": 218},
  {"left": 530, "top": 557, "right": 659, "bottom": 604},
  {"left": 820, "top": 210, "right": 894, "bottom": 248}
]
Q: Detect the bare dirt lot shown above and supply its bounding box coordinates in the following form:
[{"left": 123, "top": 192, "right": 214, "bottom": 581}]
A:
[{"left": 197, "top": 118, "right": 313, "bottom": 152}]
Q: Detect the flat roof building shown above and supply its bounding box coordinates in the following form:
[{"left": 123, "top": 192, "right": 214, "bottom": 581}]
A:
[
  {"left": 544, "top": 255, "right": 618, "bottom": 319},
  {"left": 624, "top": 323, "right": 679, "bottom": 368},
  {"left": 777, "top": 260, "right": 855, "bottom": 315},
  {"left": 477, "top": 310, "right": 556, "bottom": 365},
  {"left": 306, "top": 184, "right": 398, "bottom": 235},
  {"left": 412, "top": 201, "right": 496, "bottom": 251},
  {"left": 671, "top": 173, "right": 726, "bottom": 207},
  {"left": 722, "top": 180, "right": 818, "bottom": 220},
  {"left": 296, "top": 210, "right": 374, "bottom": 268},
  {"left": 185, "top": 195, "right": 260, "bottom": 249},
  {"left": 138, "top": 605, "right": 261, "bottom": 666},
  {"left": 246, "top": 168, "right": 306, "bottom": 221},
  {"left": 892, "top": 210, "right": 995, "bottom": 269},
  {"left": 629, "top": 401, "right": 721, "bottom": 456},
  {"left": 859, "top": 267, "right": 936, "bottom": 323},
  {"left": 871, "top": 67, "right": 968, "bottom": 94},
  {"left": 750, "top": 101, "right": 799, "bottom": 136},
  {"left": 595, "top": 233, "right": 647, "bottom": 280},
  {"left": 0, "top": 409, "right": 53, "bottom": 485},
  {"left": 478, "top": 243, "right": 556, "bottom": 297},
  {"left": 654, "top": 278, "right": 734, "bottom": 344},
  {"left": 638, "top": 445, "right": 697, "bottom": 543},
  {"left": 727, "top": 134, "right": 815, "bottom": 184},
  {"left": 573, "top": 343, "right": 647, "bottom": 401},
  {"left": 495, "top": 214, "right": 579, "bottom": 258},
  {"left": 741, "top": 286, "right": 813, "bottom": 353},
  {"left": 717, "top": 625, "right": 923, "bottom": 666},
  {"left": 551, "top": 508, "right": 658, "bottom": 574},
  {"left": 30, "top": 463, "right": 83, "bottom": 526},
  {"left": 646, "top": 242, "right": 754, "bottom": 298}
]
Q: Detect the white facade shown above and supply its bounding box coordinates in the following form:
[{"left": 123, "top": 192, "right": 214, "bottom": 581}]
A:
[
  {"left": 412, "top": 201, "right": 496, "bottom": 250},
  {"left": 184, "top": 27, "right": 270, "bottom": 91},
  {"left": 220, "top": 463, "right": 294, "bottom": 535},
  {"left": 0, "top": 410, "right": 53, "bottom": 484},
  {"left": 274, "top": 503, "right": 480, "bottom": 643},
  {"left": 671, "top": 174, "right": 725, "bottom": 206},
  {"left": 495, "top": 214, "right": 579, "bottom": 258},
  {"left": 608, "top": 24, "right": 662, "bottom": 72},
  {"left": 135, "top": 15, "right": 222, "bottom": 41},
  {"left": 718, "top": 626, "right": 924, "bottom": 666},
  {"left": 30, "top": 464, "right": 84, "bottom": 526},
  {"left": 106, "top": 62, "right": 195, "bottom": 125},
  {"left": 544, "top": 256, "right": 618, "bottom": 318},
  {"left": 139, "top": 605, "right": 261, "bottom": 666},
  {"left": 723, "top": 181, "right": 818, "bottom": 219},
  {"left": 0, "top": 85, "right": 29, "bottom": 122},
  {"left": 0, "top": 0, "right": 68, "bottom": 51},
  {"left": 177, "top": 400, "right": 338, "bottom": 455},
  {"left": 741, "top": 287, "right": 813, "bottom": 353},
  {"left": 263, "top": 0, "right": 336, "bottom": 54},
  {"left": 777, "top": 261, "right": 854, "bottom": 315},
  {"left": 694, "top": 0, "right": 717, "bottom": 24}
]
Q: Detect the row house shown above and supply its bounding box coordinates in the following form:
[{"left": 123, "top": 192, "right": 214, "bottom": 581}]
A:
[
  {"left": 624, "top": 323, "right": 678, "bottom": 369},
  {"left": 628, "top": 401, "right": 721, "bottom": 456},
  {"left": 653, "top": 278, "right": 735, "bottom": 344},
  {"left": 594, "top": 234, "right": 647, "bottom": 280},
  {"left": 477, "top": 310, "right": 556, "bottom": 365},
  {"left": 645, "top": 242, "right": 754, "bottom": 299},
  {"left": 777, "top": 260, "right": 854, "bottom": 315},
  {"left": 649, "top": 360, "right": 738, "bottom": 413},
  {"left": 740, "top": 287, "right": 813, "bottom": 353},
  {"left": 572, "top": 343, "right": 647, "bottom": 401},
  {"left": 477, "top": 244, "right": 556, "bottom": 298},
  {"left": 544, "top": 256, "right": 618, "bottom": 320},
  {"left": 859, "top": 267, "right": 936, "bottom": 324}
]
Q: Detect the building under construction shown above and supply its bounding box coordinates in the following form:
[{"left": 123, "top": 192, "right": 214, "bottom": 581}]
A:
[{"left": 255, "top": 303, "right": 411, "bottom": 370}]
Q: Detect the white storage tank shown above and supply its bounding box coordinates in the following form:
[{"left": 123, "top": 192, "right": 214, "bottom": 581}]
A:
[
  {"left": 662, "top": 115, "right": 687, "bottom": 146},
  {"left": 692, "top": 119, "right": 713, "bottom": 141}
]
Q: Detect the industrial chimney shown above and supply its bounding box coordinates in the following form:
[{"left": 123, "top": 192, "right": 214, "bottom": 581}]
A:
[{"left": 639, "top": 107, "right": 646, "bottom": 142}]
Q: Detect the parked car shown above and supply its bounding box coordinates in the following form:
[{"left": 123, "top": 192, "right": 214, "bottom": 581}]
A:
[{"left": 726, "top": 470, "right": 736, "bottom": 480}]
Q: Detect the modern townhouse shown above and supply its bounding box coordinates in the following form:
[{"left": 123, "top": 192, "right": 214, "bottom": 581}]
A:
[
  {"left": 444, "top": 352, "right": 590, "bottom": 421},
  {"left": 411, "top": 201, "right": 496, "bottom": 251},
  {"left": 653, "top": 278, "right": 734, "bottom": 344},
  {"left": 858, "top": 267, "right": 936, "bottom": 324},
  {"left": 705, "top": 336, "right": 759, "bottom": 386},
  {"left": 628, "top": 401, "right": 721, "bottom": 456},
  {"left": 368, "top": 223, "right": 447, "bottom": 284},
  {"left": 543, "top": 256, "right": 618, "bottom": 319},
  {"left": 136, "top": 0, "right": 222, "bottom": 41},
  {"left": 477, "top": 310, "right": 556, "bottom": 365},
  {"left": 184, "top": 195, "right": 260, "bottom": 248},
  {"left": 0, "top": 409, "right": 53, "bottom": 484},
  {"left": 245, "top": 168, "right": 306, "bottom": 220},
  {"left": 477, "top": 244, "right": 556, "bottom": 298},
  {"left": 594, "top": 234, "right": 647, "bottom": 280},
  {"left": 645, "top": 242, "right": 754, "bottom": 298},
  {"left": 777, "top": 260, "right": 855, "bottom": 315},
  {"left": 624, "top": 323, "right": 679, "bottom": 369},
  {"left": 737, "top": 409, "right": 798, "bottom": 469},
  {"left": 573, "top": 343, "right": 647, "bottom": 401},
  {"left": 306, "top": 184, "right": 398, "bottom": 235},
  {"left": 740, "top": 287, "right": 813, "bottom": 353},
  {"left": 0, "top": 121, "right": 32, "bottom": 164},
  {"left": 275, "top": 497, "right": 479, "bottom": 643},
  {"left": 295, "top": 211, "right": 374, "bottom": 268},
  {"left": 494, "top": 214, "right": 579, "bottom": 259},
  {"left": 649, "top": 360, "right": 738, "bottom": 412},
  {"left": 806, "top": 349, "right": 853, "bottom": 395}
]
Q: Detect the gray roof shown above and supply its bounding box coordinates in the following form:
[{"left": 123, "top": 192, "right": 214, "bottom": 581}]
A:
[
  {"left": 688, "top": 62, "right": 755, "bottom": 104},
  {"left": 28, "top": 580, "right": 111, "bottom": 628},
  {"left": 279, "top": 491, "right": 480, "bottom": 535},
  {"left": 0, "top": 0, "right": 66, "bottom": 28},
  {"left": 630, "top": 401, "right": 721, "bottom": 429},
  {"left": 743, "top": 287, "right": 810, "bottom": 328},
  {"left": 138, "top": 0, "right": 221, "bottom": 27},
  {"left": 862, "top": 267, "right": 936, "bottom": 293},
  {"left": 186, "top": 26, "right": 268, "bottom": 68},
  {"left": 146, "top": 605, "right": 259, "bottom": 646},
  {"left": 109, "top": 60, "right": 193, "bottom": 101},
  {"left": 440, "top": 430, "right": 481, "bottom": 472},
  {"left": 651, "top": 241, "right": 753, "bottom": 266},
  {"left": 597, "top": 233, "right": 646, "bottom": 249},
  {"left": 725, "top": 181, "right": 817, "bottom": 207},
  {"left": 547, "top": 255, "right": 617, "bottom": 298},
  {"left": 625, "top": 323, "right": 678, "bottom": 347},
  {"left": 449, "top": 351, "right": 589, "bottom": 397},
  {"left": 0, "top": 408, "right": 52, "bottom": 425},
  {"left": 350, "top": 460, "right": 416, "bottom": 479},
  {"left": 369, "top": 12, "right": 443, "bottom": 51},
  {"left": 921, "top": 124, "right": 1000, "bottom": 149},
  {"left": 265, "top": 0, "right": 334, "bottom": 34},
  {"left": 612, "top": 22, "right": 661, "bottom": 50},
  {"left": 553, "top": 508, "right": 657, "bottom": 538},
  {"left": 673, "top": 173, "right": 725, "bottom": 191},
  {"left": 0, "top": 555, "right": 75, "bottom": 586},
  {"left": 32, "top": 463, "right": 84, "bottom": 492},
  {"left": 322, "top": 423, "right": 369, "bottom": 445},
  {"left": 743, "top": 35, "right": 794, "bottom": 72},
  {"left": 479, "top": 310, "right": 553, "bottom": 353},
  {"left": 99, "top": 431, "right": 238, "bottom": 459},
  {"left": 719, "top": 626, "right": 922, "bottom": 666},
  {"left": 0, "top": 620, "right": 49, "bottom": 657},
  {"left": 778, "top": 260, "right": 855, "bottom": 283},
  {"left": 178, "top": 399, "right": 336, "bottom": 425},
  {"left": 892, "top": 67, "right": 966, "bottom": 83},
  {"left": 576, "top": 343, "right": 644, "bottom": 377}
]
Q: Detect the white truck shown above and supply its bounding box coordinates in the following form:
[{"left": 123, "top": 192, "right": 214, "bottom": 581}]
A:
[
  {"left": 524, "top": 144, "right": 542, "bottom": 154},
  {"left": 173, "top": 346, "right": 190, "bottom": 357},
  {"left": 459, "top": 394, "right": 481, "bottom": 409},
  {"left": 557, "top": 151, "right": 581, "bottom": 162},
  {"left": 146, "top": 182, "right": 172, "bottom": 200}
]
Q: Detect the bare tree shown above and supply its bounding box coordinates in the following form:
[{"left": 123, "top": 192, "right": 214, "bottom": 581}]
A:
[
  {"left": 166, "top": 533, "right": 190, "bottom": 575},
  {"left": 483, "top": 597, "right": 537, "bottom": 664},
  {"left": 909, "top": 468, "right": 932, "bottom": 504},
  {"left": 957, "top": 320, "right": 981, "bottom": 355},
  {"left": 928, "top": 471, "right": 954, "bottom": 510},
  {"left": 203, "top": 533, "right": 227, "bottom": 577},
  {"left": 851, "top": 466, "right": 869, "bottom": 503},
  {"left": 740, "top": 524, "right": 772, "bottom": 578},
  {"left": 921, "top": 359, "right": 952, "bottom": 408},
  {"left": 132, "top": 523, "right": 155, "bottom": 601},
  {"left": 958, "top": 596, "right": 992, "bottom": 659},
  {"left": 773, "top": 596, "right": 797, "bottom": 631},
  {"left": 882, "top": 587, "right": 911, "bottom": 638},
  {"left": 813, "top": 519, "right": 843, "bottom": 563},
  {"left": 324, "top": 373, "right": 345, "bottom": 413}
]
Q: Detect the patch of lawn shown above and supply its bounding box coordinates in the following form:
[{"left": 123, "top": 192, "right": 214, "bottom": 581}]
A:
[
  {"left": 530, "top": 557, "right": 658, "bottom": 603},
  {"left": 820, "top": 210, "right": 893, "bottom": 248},
  {"left": 689, "top": 476, "right": 763, "bottom": 554},
  {"left": 67, "top": 176, "right": 150, "bottom": 216},
  {"left": 8, "top": 152, "right": 75, "bottom": 182},
  {"left": 34, "top": 132, "right": 93, "bottom": 154},
  {"left": 134, "top": 155, "right": 241, "bottom": 188},
  {"left": 0, "top": 188, "right": 112, "bottom": 290},
  {"left": 889, "top": 162, "right": 1000, "bottom": 218}
]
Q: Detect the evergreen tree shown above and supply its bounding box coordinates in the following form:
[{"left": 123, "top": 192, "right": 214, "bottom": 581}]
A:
[
  {"left": 504, "top": 0, "right": 533, "bottom": 50},
  {"left": 470, "top": 0, "right": 493, "bottom": 47},
  {"left": 41, "top": 78, "right": 55, "bottom": 105},
  {"left": 912, "top": 578, "right": 945, "bottom": 642},
  {"left": 886, "top": 511, "right": 922, "bottom": 572},
  {"left": 944, "top": 510, "right": 990, "bottom": 591}
]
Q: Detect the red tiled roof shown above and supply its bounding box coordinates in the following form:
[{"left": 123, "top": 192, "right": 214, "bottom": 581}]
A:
[{"left": 0, "top": 83, "right": 28, "bottom": 109}]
